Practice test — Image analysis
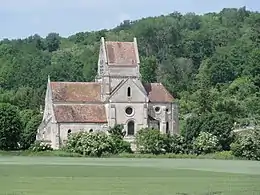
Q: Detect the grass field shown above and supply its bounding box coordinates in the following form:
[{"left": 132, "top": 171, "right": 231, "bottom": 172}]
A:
[{"left": 0, "top": 157, "right": 260, "bottom": 195}]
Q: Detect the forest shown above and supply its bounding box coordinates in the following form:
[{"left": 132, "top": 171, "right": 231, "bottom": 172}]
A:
[{"left": 0, "top": 7, "right": 260, "bottom": 153}]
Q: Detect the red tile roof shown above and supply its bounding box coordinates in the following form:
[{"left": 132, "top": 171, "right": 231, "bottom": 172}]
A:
[
  {"left": 50, "top": 82, "right": 101, "bottom": 102},
  {"left": 105, "top": 41, "right": 138, "bottom": 66},
  {"left": 144, "top": 83, "right": 174, "bottom": 102},
  {"left": 53, "top": 104, "right": 107, "bottom": 123}
]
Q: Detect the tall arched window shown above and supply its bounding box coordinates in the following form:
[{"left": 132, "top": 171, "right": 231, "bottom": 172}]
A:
[
  {"left": 166, "top": 122, "right": 169, "bottom": 134},
  {"left": 127, "top": 121, "right": 135, "bottom": 136},
  {"left": 127, "top": 87, "right": 131, "bottom": 97}
]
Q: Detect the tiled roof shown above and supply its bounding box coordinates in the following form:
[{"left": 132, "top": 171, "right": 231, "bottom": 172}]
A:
[
  {"left": 143, "top": 83, "right": 174, "bottom": 102},
  {"left": 53, "top": 104, "right": 107, "bottom": 123},
  {"left": 105, "top": 41, "right": 138, "bottom": 66},
  {"left": 50, "top": 82, "right": 101, "bottom": 102}
]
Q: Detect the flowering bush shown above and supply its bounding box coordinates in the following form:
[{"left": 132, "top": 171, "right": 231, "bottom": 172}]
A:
[
  {"left": 65, "top": 131, "right": 112, "bottom": 157},
  {"left": 65, "top": 130, "right": 132, "bottom": 157},
  {"left": 193, "top": 132, "right": 219, "bottom": 155},
  {"left": 29, "top": 141, "right": 53, "bottom": 152},
  {"left": 231, "top": 129, "right": 260, "bottom": 161}
]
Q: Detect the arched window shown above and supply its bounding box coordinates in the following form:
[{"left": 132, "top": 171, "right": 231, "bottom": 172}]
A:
[
  {"left": 67, "top": 129, "right": 72, "bottom": 137},
  {"left": 127, "top": 87, "right": 131, "bottom": 97},
  {"left": 166, "top": 122, "right": 169, "bottom": 134},
  {"left": 89, "top": 129, "right": 93, "bottom": 133},
  {"left": 127, "top": 121, "right": 135, "bottom": 136}
]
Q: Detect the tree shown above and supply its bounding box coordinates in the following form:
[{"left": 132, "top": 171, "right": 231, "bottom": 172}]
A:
[
  {"left": 200, "top": 112, "right": 234, "bottom": 150},
  {"left": 0, "top": 103, "right": 22, "bottom": 150},
  {"left": 45, "top": 33, "right": 60, "bottom": 52},
  {"left": 20, "top": 114, "right": 42, "bottom": 149},
  {"left": 140, "top": 56, "right": 158, "bottom": 83}
]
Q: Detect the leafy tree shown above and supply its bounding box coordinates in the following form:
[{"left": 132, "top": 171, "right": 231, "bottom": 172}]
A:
[
  {"left": 45, "top": 33, "right": 60, "bottom": 52},
  {"left": 20, "top": 114, "right": 42, "bottom": 149},
  {"left": 200, "top": 112, "right": 234, "bottom": 150},
  {"left": 0, "top": 103, "right": 22, "bottom": 150},
  {"left": 140, "top": 56, "right": 158, "bottom": 83}
]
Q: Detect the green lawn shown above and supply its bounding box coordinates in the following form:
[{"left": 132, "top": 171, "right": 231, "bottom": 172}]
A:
[{"left": 0, "top": 157, "right": 260, "bottom": 195}]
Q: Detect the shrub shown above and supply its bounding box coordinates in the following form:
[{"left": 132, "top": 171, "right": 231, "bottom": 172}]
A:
[
  {"left": 231, "top": 129, "right": 260, "bottom": 161},
  {"left": 107, "top": 124, "right": 126, "bottom": 140},
  {"left": 107, "top": 124, "right": 132, "bottom": 154},
  {"left": 193, "top": 132, "right": 219, "bottom": 155},
  {"left": 29, "top": 141, "right": 53, "bottom": 152},
  {"left": 110, "top": 138, "right": 132, "bottom": 154},
  {"left": 164, "top": 134, "right": 187, "bottom": 154},
  {"left": 135, "top": 128, "right": 167, "bottom": 155},
  {"left": 65, "top": 131, "right": 113, "bottom": 157}
]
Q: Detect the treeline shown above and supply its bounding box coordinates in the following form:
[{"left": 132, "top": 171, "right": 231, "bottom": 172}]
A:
[{"left": 0, "top": 7, "right": 260, "bottom": 151}]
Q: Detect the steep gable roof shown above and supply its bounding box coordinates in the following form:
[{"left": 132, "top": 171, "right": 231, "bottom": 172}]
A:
[
  {"left": 53, "top": 104, "right": 107, "bottom": 123},
  {"left": 105, "top": 41, "right": 138, "bottom": 66},
  {"left": 143, "top": 83, "right": 174, "bottom": 103},
  {"left": 108, "top": 78, "right": 148, "bottom": 102},
  {"left": 50, "top": 82, "right": 101, "bottom": 102}
]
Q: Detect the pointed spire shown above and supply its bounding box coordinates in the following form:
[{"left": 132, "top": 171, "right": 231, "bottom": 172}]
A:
[{"left": 47, "top": 75, "right": 50, "bottom": 83}]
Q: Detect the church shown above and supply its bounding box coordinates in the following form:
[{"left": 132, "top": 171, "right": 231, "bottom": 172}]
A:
[{"left": 36, "top": 37, "right": 179, "bottom": 149}]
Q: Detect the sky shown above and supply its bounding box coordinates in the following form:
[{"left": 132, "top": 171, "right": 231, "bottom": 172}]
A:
[{"left": 0, "top": 0, "right": 259, "bottom": 40}]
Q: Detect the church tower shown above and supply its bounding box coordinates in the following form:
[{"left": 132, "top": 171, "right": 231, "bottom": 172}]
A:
[{"left": 96, "top": 37, "right": 141, "bottom": 100}]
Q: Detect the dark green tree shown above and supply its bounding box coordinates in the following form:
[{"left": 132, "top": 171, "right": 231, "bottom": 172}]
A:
[{"left": 0, "top": 103, "right": 22, "bottom": 150}]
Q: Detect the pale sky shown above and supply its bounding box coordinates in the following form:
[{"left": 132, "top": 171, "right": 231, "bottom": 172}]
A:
[{"left": 0, "top": 0, "right": 259, "bottom": 39}]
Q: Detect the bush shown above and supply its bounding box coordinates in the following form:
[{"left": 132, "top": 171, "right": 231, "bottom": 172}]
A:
[
  {"left": 65, "top": 129, "right": 132, "bottom": 157},
  {"left": 193, "top": 132, "right": 219, "bottom": 155},
  {"left": 29, "top": 141, "right": 53, "bottom": 152},
  {"left": 230, "top": 129, "right": 260, "bottom": 161},
  {"left": 164, "top": 134, "right": 187, "bottom": 154},
  {"left": 65, "top": 131, "right": 113, "bottom": 157},
  {"left": 135, "top": 128, "right": 167, "bottom": 154},
  {"left": 110, "top": 138, "right": 132, "bottom": 154},
  {"left": 107, "top": 124, "right": 132, "bottom": 154}
]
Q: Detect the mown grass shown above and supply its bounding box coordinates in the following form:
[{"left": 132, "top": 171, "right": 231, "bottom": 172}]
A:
[
  {"left": 0, "top": 156, "right": 260, "bottom": 195},
  {"left": 0, "top": 150, "right": 241, "bottom": 160}
]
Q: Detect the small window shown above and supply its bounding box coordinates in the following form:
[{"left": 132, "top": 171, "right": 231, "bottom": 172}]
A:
[
  {"left": 166, "top": 108, "right": 169, "bottom": 112},
  {"left": 89, "top": 129, "right": 93, "bottom": 133},
  {"left": 125, "top": 107, "right": 133, "bottom": 116},
  {"left": 127, "top": 87, "right": 131, "bottom": 97},
  {"left": 155, "top": 106, "right": 160, "bottom": 112},
  {"left": 67, "top": 129, "right": 72, "bottom": 137}
]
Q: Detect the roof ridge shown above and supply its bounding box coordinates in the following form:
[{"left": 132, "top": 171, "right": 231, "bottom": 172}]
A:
[{"left": 51, "top": 81, "right": 99, "bottom": 84}]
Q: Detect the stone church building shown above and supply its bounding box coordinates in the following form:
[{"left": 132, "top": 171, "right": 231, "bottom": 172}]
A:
[{"left": 36, "top": 37, "right": 179, "bottom": 149}]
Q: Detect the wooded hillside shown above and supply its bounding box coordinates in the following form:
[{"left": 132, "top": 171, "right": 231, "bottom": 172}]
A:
[{"left": 0, "top": 7, "right": 260, "bottom": 133}]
